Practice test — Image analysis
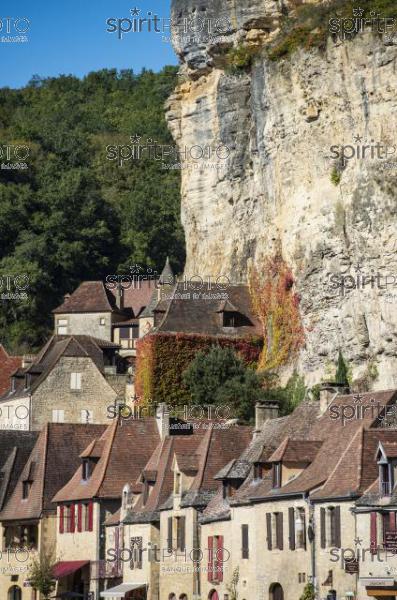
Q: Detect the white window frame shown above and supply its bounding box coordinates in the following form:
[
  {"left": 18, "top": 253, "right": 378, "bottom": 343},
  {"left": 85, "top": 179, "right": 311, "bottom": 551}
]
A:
[
  {"left": 70, "top": 373, "right": 82, "bottom": 391},
  {"left": 52, "top": 409, "right": 64, "bottom": 423}
]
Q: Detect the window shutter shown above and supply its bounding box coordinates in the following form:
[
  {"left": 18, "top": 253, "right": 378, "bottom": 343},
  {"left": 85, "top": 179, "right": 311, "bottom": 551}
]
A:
[
  {"left": 302, "top": 510, "right": 307, "bottom": 550},
  {"left": 370, "top": 512, "right": 377, "bottom": 554},
  {"left": 167, "top": 517, "right": 173, "bottom": 552},
  {"left": 77, "top": 503, "right": 82, "bottom": 532},
  {"left": 320, "top": 507, "right": 326, "bottom": 548},
  {"left": 88, "top": 501, "right": 93, "bottom": 532},
  {"left": 70, "top": 504, "right": 75, "bottom": 533},
  {"left": 242, "top": 524, "right": 249, "bottom": 559},
  {"left": 334, "top": 506, "right": 341, "bottom": 548},
  {"left": 208, "top": 536, "right": 214, "bottom": 582},
  {"left": 390, "top": 512, "right": 396, "bottom": 531},
  {"left": 266, "top": 513, "right": 272, "bottom": 550},
  {"left": 59, "top": 505, "right": 64, "bottom": 534},
  {"left": 217, "top": 536, "right": 224, "bottom": 582},
  {"left": 289, "top": 508, "right": 295, "bottom": 550},
  {"left": 276, "top": 513, "right": 284, "bottom": 550},
  {"left": 179, "top": 516, "right": 186, "bottom": 551}
]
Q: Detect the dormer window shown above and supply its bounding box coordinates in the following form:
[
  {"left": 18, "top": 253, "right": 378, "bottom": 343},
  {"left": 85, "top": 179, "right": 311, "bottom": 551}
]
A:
[
  {"left": 376, "top": 443, "right": 395, "bottom": 497},
  {"left": 273, "top": 463, "right": 281, "bottom": 489},
  {"left": 380, "top": 464, "right": 392, "bottom": 496},
  {"left": 223, "top": 312, "right": 236, "bottom": 328},
  {"left": 254, "top": 463, "right": 263, "bottom": 480},
  {"left": 24, "top": 374, "right": 31, "bottom": 390},
  {"left": 10, "top": 377, "right": 16, "bottom": 393},
  {"left": 22, "top": 480, "right": 31, "bottom": 499},
  {"left": 82, "top": 459, "right": 90, "bottom": 481}
]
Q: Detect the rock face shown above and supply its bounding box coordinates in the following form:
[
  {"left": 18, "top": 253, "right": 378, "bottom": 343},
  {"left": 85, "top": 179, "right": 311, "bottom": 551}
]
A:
[{"left": 167, "top": 0, "right": 397, "bottom": 389}]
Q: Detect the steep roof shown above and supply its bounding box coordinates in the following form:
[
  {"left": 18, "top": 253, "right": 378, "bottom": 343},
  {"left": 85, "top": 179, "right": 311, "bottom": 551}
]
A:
[
  {"left": 154, "top": 283, "right": 262, "bottom": 338},
  {"left": 53, "top": 280, "right": 155, "bottom": 318},
  {"left": 0, "top": 345, "right": 23, "bottom": 396},
  {"left": 249, "top": 390, "right": 397, "bottom": 502},
  {"left": 201, "top": 401, "right": 320, "bottom": 523},
  {"left": 0, "top": 335, "right": 119, "bottom": 400},
  {"left": 267, "top": 438, "right": 322, "bottom": 464},
  {"left": 0, "top": 431, "right": 38, "bottom": 511},
  {"left": 0, "top": 424, "right": 105, "bottom": 521},
  {"left": 52, "top": 418, "right": 160, "bottom": 502}
]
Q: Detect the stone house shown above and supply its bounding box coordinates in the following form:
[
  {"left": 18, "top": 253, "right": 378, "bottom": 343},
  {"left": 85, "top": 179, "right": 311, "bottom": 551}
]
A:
[
  {"left": 0, "top": 345, "right": 23, "bottom": 396},
  {"left": 102, "top": 406, "right": 212, "bottom": 600},
  {"left": 52, "top": 415, "right": 160, "bottom": 600},
  {"left": 157, "top": 422, "right": 253, "bottom": 600},
  {"left": 0, "top": 335, "right": 125, "bottom": 430},
  {"left": 0, "top": 423, "right": 103, "bottom": 600},
  {"left": 200, "top": 390, "right": 397, "bottom": 600}
]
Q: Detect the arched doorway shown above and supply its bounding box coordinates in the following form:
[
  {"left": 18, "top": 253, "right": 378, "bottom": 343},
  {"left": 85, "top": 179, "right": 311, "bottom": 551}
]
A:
[
  {"left": 8, "top": 587, "right": 22, "bottom": 600},
  {"left": 209, "top": 591, "right": 219, "bottom": 600},
  {"left": 269, "top": 583, "right": 284, "bottom": 600}
]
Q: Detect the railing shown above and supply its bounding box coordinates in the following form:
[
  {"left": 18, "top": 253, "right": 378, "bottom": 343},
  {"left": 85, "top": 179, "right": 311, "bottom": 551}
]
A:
[{"left": 90, "top": 560, "right": 122, "bottom": 580}]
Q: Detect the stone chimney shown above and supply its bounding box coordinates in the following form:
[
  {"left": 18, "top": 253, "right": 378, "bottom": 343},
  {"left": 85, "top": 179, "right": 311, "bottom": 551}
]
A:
[
  {"left": 319, "top": 382, "right": 350, "bottom": 414},
  {"left": 63, "top": 293, "right": 71, "bottom": 302},
  {"left": 115, "top": 283, "right": 124, "bottom": 310},
  {"left": 255, "top": 400, "right": 279, "bottom": 434},
  {"left": 156, "top": 403, "right": 170, "bottom": 440}
]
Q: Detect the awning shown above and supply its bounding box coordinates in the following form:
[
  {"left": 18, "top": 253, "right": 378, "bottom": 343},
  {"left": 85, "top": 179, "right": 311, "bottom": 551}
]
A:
[
  {"left": 100, "top": 584, "right": 145, "bottom": 598},
  {"left": 52, "top": 561, "right": 89, "bottom": 579}
]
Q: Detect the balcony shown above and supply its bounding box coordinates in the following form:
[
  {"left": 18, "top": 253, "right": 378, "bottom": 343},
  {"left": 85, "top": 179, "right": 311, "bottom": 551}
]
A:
[{"left": 90, "top": 560, "right": 122, "bottom": 580}]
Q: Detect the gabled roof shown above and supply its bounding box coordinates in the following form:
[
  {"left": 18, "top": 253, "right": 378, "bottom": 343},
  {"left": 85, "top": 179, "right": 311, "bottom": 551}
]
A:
[
  {"left": 0, "top": 431, "right": 38, "bottom": 511},
  {"left": 0, "top": 424, "right": 105, "bottom": 522},
  {"left": 122, "top": 426, "right": 209, "bottom": 525},
  {"left": 53, "top": 280, "right": 155, "bottom": 318},
  {"left": 153, "top": 283, "right": 262, "bottom": 337},
  {"left": 1, "top": 335, "right": 119, "bottom": 400},
  {"left": 267, "top": 438, "right": 322, "bottom": 464},
  {"left": 249, "top": 390, "right": 397, "bottom": 502},
  {"left": 52, "top": 418, "right": 160, "bottom": 502},
  {"left": 0, "top": 345, "right": 23, "bottom": 395}
]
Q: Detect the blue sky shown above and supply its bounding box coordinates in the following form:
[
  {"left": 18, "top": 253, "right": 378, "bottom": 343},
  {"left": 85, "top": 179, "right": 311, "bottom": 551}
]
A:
[{"left": 0, "top": 0, "right": 178, "bottom": 88}]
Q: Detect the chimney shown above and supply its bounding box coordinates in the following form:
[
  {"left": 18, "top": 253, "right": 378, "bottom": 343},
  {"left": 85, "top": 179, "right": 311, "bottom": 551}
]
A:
[
  {"left": 255, "top": 400, "right": 279, "bottom": 434},
  {"left": 22, "top": 355, "right": 35, "bottom": 369},
  {"left": 64, "top": 293, "right": 71, "bottom": 302},
  {"left": 156, "top": 403, "right": 170, "bottom": 440},
  {"left": 115, "top": 283, "right": 124, "bottom": 310},
  {"left": 319, "top": 382, "right": 350, "bottom": 414}
]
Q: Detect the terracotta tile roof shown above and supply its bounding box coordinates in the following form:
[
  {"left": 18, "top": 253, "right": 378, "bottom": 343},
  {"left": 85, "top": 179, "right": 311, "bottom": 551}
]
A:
[
  {"left": 52, "top": 418, "right": 160, "bottom": 502},
  {"left": 267, "top": 438, "right": 322, "bottom": 464},
  {"left": 53, "top": 280, "right": 155, "bottom": 318},
  {"left": 249, "top": 390, "right": 397, "bottom": 502},
  {"left": 0, "top": 345, "right": 22, "bottom": 396},
  {"left": 154, "top": 283, "right": 262, "bottom": 337},
  {"left": 201, "top": 401, "right": 320, "bottom": 523},
  {"left": 0, "top": 335, "right": 119, "bottom": 400},
  {"left": 0, "top": 424, "right": 105, "bottom": 522}
]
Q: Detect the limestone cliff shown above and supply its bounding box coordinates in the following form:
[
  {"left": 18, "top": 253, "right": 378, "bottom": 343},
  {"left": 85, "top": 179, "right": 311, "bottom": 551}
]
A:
[{"left": 166, "top": 0, "right": 397, "bottom": 389}]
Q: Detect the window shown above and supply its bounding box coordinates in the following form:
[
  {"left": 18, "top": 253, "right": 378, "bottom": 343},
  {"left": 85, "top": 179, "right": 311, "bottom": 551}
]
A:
[
  {"left": 52, "top": 410, "right": 64, "bottom": 423},
  {"left": 70, "top": 373, "right": 81, "bottom": 390},
  {"left": 223, "top": 313, "right": 235, "bottom": 327},
  {"left": 22, "top": 481, "right": 31, "bottom": 499},
  {"left": 174, "top": 472, "right": 182, "bottom": 495},
  {"left": 298, "top": 573, "right": 306, "bottom": 583},
  {"left": 99, "top": 317, "right": 106, "bottom": 326},
  {"left": 81, "top": 409, "right": 93, "bottom": 424},
  {"left": 254, "top": 463, "right": 263, "bottom": 480},
  {"left": 82, "top": 460, "right": 90, "bottom": 481},
  {"left": 382, "top": 512, "right": 397, "bottom": 548},
  {"left": 380, "top": 464, "right": 392, "bottom": 496},
  {"left": 208, "top": 536, "right": 224, "bottom": 583},
  {"left": 320, "top": 506, "right": 341, "bottom": 548},
  {"left": 176, "top": 516, "right": 186, "bottom": 551},
  {"left": 242, "top": 524, "right": 249, "bottom": 559},
  {"left": 273, "top": 463, "right": 281, "bottom": 488},
  {"left": 130, "top": 536, "right": 143, "bottom": 569},
  {"left": 289, "top": 507, "right": 306, "bottom": 550},
  {"left": 57, "top": 319, "right": 68, "bottom": 335},
  {"left": 8, "top": 586, "right": 21, "bottom": 600},
  {"left": 267, "top": 512, "right": 283, "bottom": 550}
]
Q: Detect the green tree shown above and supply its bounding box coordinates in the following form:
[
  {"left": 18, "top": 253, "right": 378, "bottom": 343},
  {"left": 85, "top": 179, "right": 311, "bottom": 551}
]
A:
[
  {"left": 0, "top": 66, "right": 185, "bottom": 350},
  {"left": 335, "top": 349, "right": 349, "bottom": 386},
  {"left": 28, "top": 549, "right": 56, "bottom": 600},
  {"left": 182, "top": 347, "right": 267, "bottom": 422},
  {"left": 299, "top": 582, "right": 315, "bottom": 600}
]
